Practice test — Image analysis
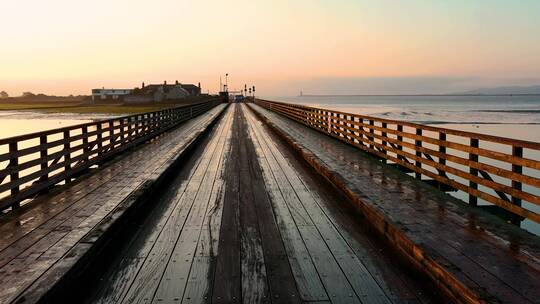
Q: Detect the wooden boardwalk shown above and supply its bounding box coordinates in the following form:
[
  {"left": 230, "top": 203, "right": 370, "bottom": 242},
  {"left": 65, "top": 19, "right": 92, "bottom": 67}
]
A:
[
  {"left": 73, "top": 104, "right": 441, "bottom": 304},
  {"left": 0, "top": 104, "right": 226, "bottom": 304},
  {"left": 248, "top": 103, "right": 540, "bottom": 304},
  {"left": 0, "top": 102, "right": 538, "bottom": 304}
]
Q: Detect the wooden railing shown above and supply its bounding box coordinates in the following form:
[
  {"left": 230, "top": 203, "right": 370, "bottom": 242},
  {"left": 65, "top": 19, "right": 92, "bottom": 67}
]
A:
[
  {"left": 255, "top": 99, "right": 540, "bottom": 224},
  {"left": 0, "top": 99, "right": 221, "bottom": 211}
]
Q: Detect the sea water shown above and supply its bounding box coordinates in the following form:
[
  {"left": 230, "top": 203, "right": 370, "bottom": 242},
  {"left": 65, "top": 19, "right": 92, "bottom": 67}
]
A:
[{"left": 268, "top": 95, "right": 540, "bottom": 235}]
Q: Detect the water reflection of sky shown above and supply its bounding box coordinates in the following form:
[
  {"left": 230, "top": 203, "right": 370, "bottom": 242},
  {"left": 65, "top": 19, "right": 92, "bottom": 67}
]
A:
[
  {"left": 271, "top": 95, "right": 540, "bottom": 124},
  {"left": 0, "top": 111, "right": 117, "bottom": 139}
]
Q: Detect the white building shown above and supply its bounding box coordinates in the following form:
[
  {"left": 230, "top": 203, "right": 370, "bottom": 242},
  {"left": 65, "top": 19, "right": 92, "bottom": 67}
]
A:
[{"left": 91, "top": 88, "right": 134, "bottom": 101}]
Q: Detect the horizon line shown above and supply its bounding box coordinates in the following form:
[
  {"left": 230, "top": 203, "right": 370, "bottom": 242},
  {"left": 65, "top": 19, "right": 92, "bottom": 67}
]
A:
[{"left": 297, "top": 94, "right": 540, "bottom": 97}]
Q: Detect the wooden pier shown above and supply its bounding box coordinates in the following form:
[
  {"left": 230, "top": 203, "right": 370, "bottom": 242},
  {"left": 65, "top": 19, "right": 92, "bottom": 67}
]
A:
[{"left": 0, "top": 100, "right": 538, "bottom": 304}]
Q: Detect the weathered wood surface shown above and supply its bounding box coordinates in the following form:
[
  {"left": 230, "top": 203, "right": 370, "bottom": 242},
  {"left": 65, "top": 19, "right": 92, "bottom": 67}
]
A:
[
  {"left": 0, "top": 104, "right": 226, "bottom": 304},
  {"left": 254, "top": 99, "right": 540, "bottom": 224},
  {"left": 82, "top": 104, "right": 441, "bottom": 304},
  {"left": 0, "top": 100, "right": 221, "bottom": 212},
  {"left": 249, "top": 103, "right": 540, "bottom": 304}
]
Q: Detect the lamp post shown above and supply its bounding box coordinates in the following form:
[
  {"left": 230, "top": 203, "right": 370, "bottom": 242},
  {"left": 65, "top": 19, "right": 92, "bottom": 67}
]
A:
[{"left": 225, "top": 73, "right": 229, "bottom": 92}]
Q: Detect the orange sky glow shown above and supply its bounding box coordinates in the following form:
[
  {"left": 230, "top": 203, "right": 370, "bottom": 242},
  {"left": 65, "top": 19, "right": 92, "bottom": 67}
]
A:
[{"left": 1, "top": 0, "right": 540, "bottom": 96}]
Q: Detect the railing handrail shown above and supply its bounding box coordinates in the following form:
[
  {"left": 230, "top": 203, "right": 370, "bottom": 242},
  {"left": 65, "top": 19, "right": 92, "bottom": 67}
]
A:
[
  {"left": 255, "top": 99, "right": 540, "bottom": 225},
  {"left": 258, "top": 99, "right": 540, "bottom": 150},
  {"left": 0, "top": 100, "right": 218, "bottom": 145},
  {"left": 0, "top": 99, "right": 222, "bottom": 211}
]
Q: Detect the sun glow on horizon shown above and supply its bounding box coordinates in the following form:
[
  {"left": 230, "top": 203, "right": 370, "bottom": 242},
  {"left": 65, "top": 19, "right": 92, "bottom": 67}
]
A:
[{"left": 1, "top": 0, "right": 540, "bottom": 96}]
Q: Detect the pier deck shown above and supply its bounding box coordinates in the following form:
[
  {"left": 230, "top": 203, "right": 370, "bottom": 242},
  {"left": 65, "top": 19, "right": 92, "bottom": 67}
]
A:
[
  {"left": 248, "top": 103, "right": 540, "bottom": 304},
  {"left": 0, "top": 104, "right": 226, "bottom": 304},
  {"left": 0, "top": 102, "right": 538, "bottom": 304},
  {"left": 78, "top": 104, "right": 441, "bottom": 304}
]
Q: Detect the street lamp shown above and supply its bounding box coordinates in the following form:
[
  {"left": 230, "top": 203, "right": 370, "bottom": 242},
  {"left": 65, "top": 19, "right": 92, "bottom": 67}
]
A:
[{"left": 225, "top": 74, "right": 229, "bottom": 92}]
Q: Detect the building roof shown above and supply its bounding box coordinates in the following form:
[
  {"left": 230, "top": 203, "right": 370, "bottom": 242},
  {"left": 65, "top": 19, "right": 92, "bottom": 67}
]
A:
[{"left": 180, "top": 84, "right": 199, "bottom": 91}]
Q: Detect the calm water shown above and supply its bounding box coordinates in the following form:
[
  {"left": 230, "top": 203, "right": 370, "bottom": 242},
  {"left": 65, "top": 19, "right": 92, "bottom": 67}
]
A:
[
  {"left": 0, "top": 111, "right": 119, "bottom": 139},
  {"left": 268, "top": 95, "right": 540, "bottom": 235},
  {"left": 0, "top": 112, "right": 102, "bottom": 205},
  {"left": 271, "top": 95, "right": 540, "bottom": 125}
]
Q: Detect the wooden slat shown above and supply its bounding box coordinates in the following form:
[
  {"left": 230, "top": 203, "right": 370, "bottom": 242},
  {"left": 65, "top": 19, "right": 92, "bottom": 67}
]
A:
[
  {"left": 244, "top": 104, "right": 392, "bottom": 303},
  {"left": 255, "top": 99, "right": 540, "bottom": 223},
  {"left": 0, "top": 100, "right": 221, "bottom": 211},
  {"left": 258, "top": 99, "right": 540, "bottom": 150}
]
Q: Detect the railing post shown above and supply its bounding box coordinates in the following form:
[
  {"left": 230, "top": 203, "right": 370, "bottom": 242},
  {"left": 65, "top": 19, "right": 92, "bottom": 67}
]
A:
[
  {"left": 397, "top": 125, "right": 403, "bottom": 152},
  {"left": 439, "top": 133, "right": 447, "bottom": 184},
  {"left": 369, "top": 120, "right": 375, "bottom": 150},
  {"left": 127, "top": 117, "right": 133, "bottom": 145},
  {"left": 64, "top": 130, "right": 71, "bottom": 183},
  {"left": 109, "top": 121, "right": 115, "bottom": 148},
  {"left": 381, "top": 122, "right": 387, "bottom": 163},
  {"left": 327, "top": 111, "right": 331, "bottom": 134},
  {"left": 511, "top": 146, "right": 523, "bottom": 225},
  {"left": 9, "top": 142, "right": 20, "bottom": 209},
  {"left": 97, "top": 123, "right": 103, "bottom": 159},
  {"left": 136, "top": 115, "right": 141, "bottom": 137},
  {"left": 415, "top": 128, "right": 422, "bottom": 179},
  {"left": 39, "top": 135, "right": 48, "bottom": 182},
  {"left": 119, "top": 119, "right": 125, "bottom": 144},
  {"left": 469, "top": 138, "right": 479, "bottom": 206},
  {"left": 82, "top": 126, "right": 89, "bottom": 163}
]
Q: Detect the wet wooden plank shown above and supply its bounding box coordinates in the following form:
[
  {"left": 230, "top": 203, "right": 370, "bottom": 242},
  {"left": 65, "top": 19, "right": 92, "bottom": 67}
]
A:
[
  {"left": 236, "top": 107, "right": 301, "bottom": 304},
  {"left": 0, "top": 152, "right": 184, "bottom": 303},
  {"left": 182, "top": 256, "right": 213, "bottom": 304},
  {"left": 250, "top": 103, "right": 540, "bottom": 304},
  {"left": 244, "top": 106, "right": 328, "bottom": 302},
  {"left": 245, "top": 107, "right": 366, "bottom": 303},
  {"left": 87, "top": 109, "right": 228, "bottom": 304},
  {"left": 92, "top": 257, "right": 147, "bottom": 304},
  {"left": 156, "top": 109, "right": 233, "bottom": 303},
  {"left": 234, "top": 106, "right": 271, "bottom": 304},
  {"left": 121, "top": 107, "right": 231, "bottom": 304},
  {"left": 1, "top": 105, "right": 225, "bottom": 304},
  {"left": 298, "top": 226, "right": 360, "bottom": 304},
  {"left": 212, "top": 105, "right": 242, "bottom": 304},
  {"left": 250, "top": 116, "right": 393, "bottom": 304}
]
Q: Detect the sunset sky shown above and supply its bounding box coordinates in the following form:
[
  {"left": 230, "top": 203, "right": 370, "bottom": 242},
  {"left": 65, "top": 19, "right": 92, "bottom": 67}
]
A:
[{"left": 1, "top": 0, "right": 540, "bottom": 96}]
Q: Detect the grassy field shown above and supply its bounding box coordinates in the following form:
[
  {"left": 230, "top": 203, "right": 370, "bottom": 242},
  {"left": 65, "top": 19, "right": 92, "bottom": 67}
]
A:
[{"left": 0, "top": 99, "right": 213, "bottom": 115}]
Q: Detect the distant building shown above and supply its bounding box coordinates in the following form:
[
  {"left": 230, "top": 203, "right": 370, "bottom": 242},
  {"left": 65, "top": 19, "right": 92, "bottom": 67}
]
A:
[
  {"left": 91, "top": 88, "right": 133, "bottom": 101},
  {"left": 136, "top": 81, "right": 189, "bottom": 102},
  {"left": 92, "top": 80, "right": 201, "bottom": 103},
  {"left": 179, "top": 83, "right": 201, "bottom": 96}
]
